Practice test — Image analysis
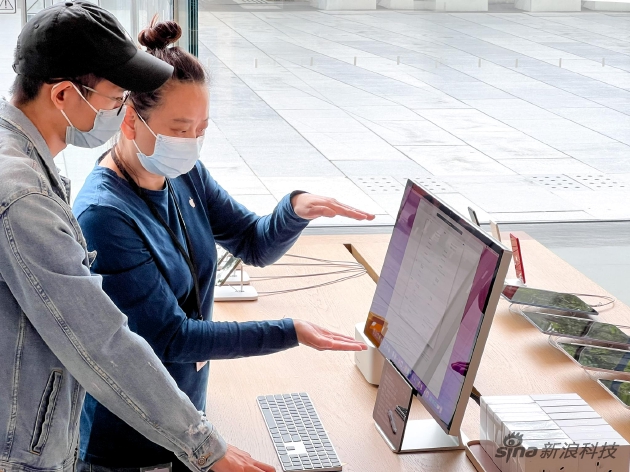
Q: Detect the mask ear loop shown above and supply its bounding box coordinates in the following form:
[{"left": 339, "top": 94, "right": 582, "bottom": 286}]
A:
[
  {"left": 70, "top": 82, "right": 99, "bottom": 114},
  {"left": 52, "top": 82, "right": 98, "bottom": 128},
  {"left": 134, "top": 111, "right": 158, "bottom": 139},
  {"left": 132, "top": 110, "right": 158, "bottom": 156}
]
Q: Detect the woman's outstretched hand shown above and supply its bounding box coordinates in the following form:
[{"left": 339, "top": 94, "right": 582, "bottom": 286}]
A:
[
  {"left": 294, "top": 320, "right": 367, "bottom": 351},
  {"left": 291, "top": 193, "right": 375, "bottom": 221}
]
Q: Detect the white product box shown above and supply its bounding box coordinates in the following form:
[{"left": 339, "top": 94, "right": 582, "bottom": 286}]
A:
[
  {"left": 562, "top": 425, "right": 618, "bottom": 435},
  {"left": 531, "top": 393, "right": 582, "bottom": 401},
  {"left": 502, "top": 420, "right": 558, "bottom": 432},
  {"left": 492, "top": 404, "right": 545, "bottom": 413},
  {"left": 489, "top": 410, "right": 552, "bottom": 468},
  {"left": 481, "top": 394, "right": 629, "bottom": 472},
  {"left": 541, "top": 405, "right": 597, "bottom": 414},
  {"left": 568, "top": 430, "right": 624, "bottom": 442},
  {"left": 535, "top": 398, "right": 589, "bottom": 408},
  {"left": 483, "top": 396, "right": 536, "bottom": 405},
  {"left": 555, "top": 418, "right": 608, "bottom": 428},
  {"left": 548, "top": 411, "right": 602, "bottom": 421}
]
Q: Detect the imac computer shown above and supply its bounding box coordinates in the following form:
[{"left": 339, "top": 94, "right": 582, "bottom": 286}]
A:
[{"left": 366, "top": 179, "right": 511, "bottom": 453}]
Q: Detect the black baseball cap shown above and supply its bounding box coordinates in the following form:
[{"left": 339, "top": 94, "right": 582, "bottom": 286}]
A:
[{"left": 13, "top": 1, "right": 173, "bottom": 92}]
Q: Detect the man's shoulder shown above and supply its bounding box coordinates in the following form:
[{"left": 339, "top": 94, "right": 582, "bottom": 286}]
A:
[{"left": 0, "top": 143, "right": 52, "bottom": 212}]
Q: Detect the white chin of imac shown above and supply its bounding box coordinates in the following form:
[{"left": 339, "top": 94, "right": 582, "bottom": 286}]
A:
[{"left": 354, "top": 322, "right": 386, "bottom": 385}]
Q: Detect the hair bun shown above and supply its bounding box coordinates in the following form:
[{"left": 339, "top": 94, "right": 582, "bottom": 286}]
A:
[{"left": 138, "top": 19, "right": 182, "bottom": 51}]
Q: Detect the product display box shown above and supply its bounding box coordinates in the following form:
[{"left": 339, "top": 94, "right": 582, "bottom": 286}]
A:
[{"left": 480, "top": 394, "right": 630, "bottom": 472}]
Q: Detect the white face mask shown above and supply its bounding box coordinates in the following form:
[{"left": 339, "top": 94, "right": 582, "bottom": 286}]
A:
[
  {"left": 55, "top": 83, "right": 126, "bottom": 149},
  {"left": 133, "top": 112, "right": 204, "bottom": 179}
]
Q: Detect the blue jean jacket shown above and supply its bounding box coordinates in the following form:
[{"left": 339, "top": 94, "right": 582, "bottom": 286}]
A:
[{"left": 0, "top": 100, "right": 227, "bottom": 472}]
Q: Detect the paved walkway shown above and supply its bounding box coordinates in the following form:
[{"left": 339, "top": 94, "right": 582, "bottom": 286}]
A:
[
  {"left": 196, "top": 4, "right": 630, "bottom": 225},
  {"left": 3, "top": 5, "right": 630, "bottom": 226}
]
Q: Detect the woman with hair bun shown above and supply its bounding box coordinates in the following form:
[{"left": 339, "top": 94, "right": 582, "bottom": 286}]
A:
[{"left": 73, "top": 18, "right": 372, "bottom": 472}]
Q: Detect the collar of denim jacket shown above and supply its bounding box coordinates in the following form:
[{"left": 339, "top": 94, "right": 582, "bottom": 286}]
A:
[{"left": 0, "top": 99, "right": 68, "bottom": 203}]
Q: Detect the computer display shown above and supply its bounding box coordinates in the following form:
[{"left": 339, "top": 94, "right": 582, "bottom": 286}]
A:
[{"left": 365, "top": 180, "right": 511, "bottom": 435}]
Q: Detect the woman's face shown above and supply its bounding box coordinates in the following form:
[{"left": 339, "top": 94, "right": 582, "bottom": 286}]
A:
[{"left": 134, "top": 81, "right": 209, "bottom": 156}]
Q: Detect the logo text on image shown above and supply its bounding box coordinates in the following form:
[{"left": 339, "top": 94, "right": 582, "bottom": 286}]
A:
[{"left": 495, "top": 433, "right": 618, "bottom": 463}]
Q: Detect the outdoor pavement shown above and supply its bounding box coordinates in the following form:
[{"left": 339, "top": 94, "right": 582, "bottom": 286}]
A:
[{"left": 2, "top": 4, "right": 630, "bottom": 226}]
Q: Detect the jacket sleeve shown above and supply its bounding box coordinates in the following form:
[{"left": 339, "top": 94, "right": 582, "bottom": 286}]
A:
[
  {"left": 0, "top": 193, "right": 227, "bottom": 470},
  {"left": 77, "top": 204, "right": 299, "bottom": 363},
  {"left": 197, "top": 163, "right": 310, "bottom": 267}
]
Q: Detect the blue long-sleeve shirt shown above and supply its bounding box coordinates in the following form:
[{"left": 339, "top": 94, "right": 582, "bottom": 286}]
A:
[{"left": 73, "top": 160, "right": 309, "bottom": 467}]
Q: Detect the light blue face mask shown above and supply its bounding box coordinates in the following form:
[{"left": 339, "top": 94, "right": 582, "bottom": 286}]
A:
[
  {"left": 56, "top": 83, "right": 126, "bottom": 149},
  {"left": 133, "top": 113, "right": 204, "bottom": 179}
]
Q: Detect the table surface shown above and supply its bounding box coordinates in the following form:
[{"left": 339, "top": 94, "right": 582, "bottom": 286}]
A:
[{"left": 208, "top": 233, "right": 630, "bottom": 472}]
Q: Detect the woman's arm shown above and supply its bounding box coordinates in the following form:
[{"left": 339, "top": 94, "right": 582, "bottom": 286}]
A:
[
  {"left": 77, "top": 204, "right": 298, "bottom": 363},
  {"left": 196, "top": 162, "right": 309, "bottom": 267}
]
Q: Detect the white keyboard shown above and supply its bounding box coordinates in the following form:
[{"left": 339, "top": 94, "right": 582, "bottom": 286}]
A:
[{"left": 257, "top": 393, "right": 342, "bottom": 471}]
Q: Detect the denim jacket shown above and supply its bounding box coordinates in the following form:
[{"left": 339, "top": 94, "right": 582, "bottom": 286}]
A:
[{"left": 0, "top": 100, "right": 227, "bottom": 472}]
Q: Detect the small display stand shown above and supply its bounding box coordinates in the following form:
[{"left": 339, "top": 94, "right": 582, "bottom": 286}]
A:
[
  {"left": 223, "top": 269, "right": 251, "bottom": 286},
  {"left": 373, "top": 360, "right": 467, "bottom": 453},
  {"left": 215, "top": 263, "right": 258, "bottom": 301}
]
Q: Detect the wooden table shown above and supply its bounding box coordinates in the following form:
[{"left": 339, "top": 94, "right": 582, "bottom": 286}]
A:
[{"left": 207, "top": 233, "right": 630, "bottom": 472}]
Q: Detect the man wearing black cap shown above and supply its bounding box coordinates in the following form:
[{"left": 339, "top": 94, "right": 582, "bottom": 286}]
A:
[{"left": 0, "top": 2, "right": 274, "bottom": 472}]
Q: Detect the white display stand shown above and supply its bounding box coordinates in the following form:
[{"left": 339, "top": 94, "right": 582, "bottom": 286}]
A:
[
  {"left": 514, "top": 0, "right": 581, "bottom": 11},
  {"left": 214, "top": 285, "right": 258, "bottom": 302},
  {"left": 583, "top": 0, "right": 630, "bottom": 10},
  {"left": 310, "top": 0, "right": 376, "bottom": 10},
  {"left": 222, "top": 269, "right": 250, "bottom": 286},
  {"left": 354, "top": 322, "right": 386, "bottom": 385},
  {"left": 415, "top": 0, "right": 488, "bottom": 10}
]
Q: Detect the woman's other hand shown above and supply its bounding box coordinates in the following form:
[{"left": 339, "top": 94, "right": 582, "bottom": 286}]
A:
[
  {"left": 294, "top": 320, "right": 367, "bottom": 351},
  {"left": 291, "top": 193, "right": 375, "bottom": 221}
]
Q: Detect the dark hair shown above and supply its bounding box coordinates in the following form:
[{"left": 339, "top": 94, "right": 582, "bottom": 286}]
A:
[
  {"left": 10, "top": 48, "right": 102, "bottom": 106},
  {"left": 131, "top": 18, "right": 207, "bottom": 120}
]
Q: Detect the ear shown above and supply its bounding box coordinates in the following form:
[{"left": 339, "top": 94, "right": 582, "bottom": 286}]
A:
[
  {"left": 120, "top": 105, "right": 138, "bottom": 140},
  {"left": 49, "top": 81, "right": 74, "bottom": 110}
]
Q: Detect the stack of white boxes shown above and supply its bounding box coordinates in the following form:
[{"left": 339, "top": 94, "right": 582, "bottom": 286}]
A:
[{"left": 480, "top": 394, "right": 630, "bottom": 472}]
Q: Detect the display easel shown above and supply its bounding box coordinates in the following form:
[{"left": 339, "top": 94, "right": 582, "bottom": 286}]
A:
[{"left": 373, "top": 360, "right": 468, "bottom": 453}]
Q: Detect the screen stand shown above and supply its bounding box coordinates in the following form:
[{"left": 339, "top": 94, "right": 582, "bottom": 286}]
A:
[
  {"left": 400, "top": 419, "right": 466, "bottom": 452},
  {"left": 373, "top": 360, "right": 467, "bottom": 453}
]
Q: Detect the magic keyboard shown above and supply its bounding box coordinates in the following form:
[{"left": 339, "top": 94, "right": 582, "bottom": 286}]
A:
[{"left": 257, "top": 393, "right": 342, "bottom": 471}]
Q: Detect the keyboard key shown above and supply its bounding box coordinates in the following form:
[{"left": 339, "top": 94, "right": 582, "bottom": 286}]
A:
[{"left": 261, "top": 409, "right": 276, "bottom": 428}]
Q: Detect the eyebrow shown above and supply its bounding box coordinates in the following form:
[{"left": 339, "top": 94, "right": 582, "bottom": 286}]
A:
[{"left": 172, "top": 117, "right": 210, "bottom": 124}]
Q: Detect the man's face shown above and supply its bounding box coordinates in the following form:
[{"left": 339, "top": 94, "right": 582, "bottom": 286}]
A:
[{"left": 56, "top": 79, "right": 125, "bottom": 132}]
